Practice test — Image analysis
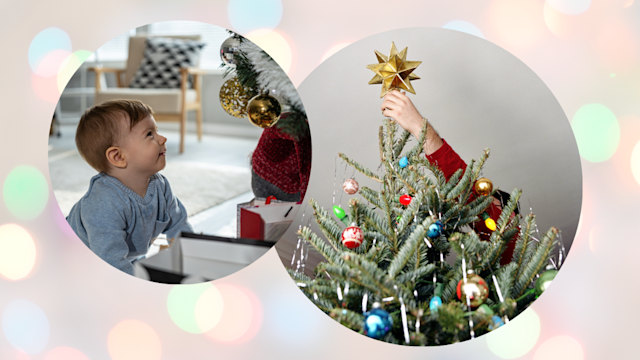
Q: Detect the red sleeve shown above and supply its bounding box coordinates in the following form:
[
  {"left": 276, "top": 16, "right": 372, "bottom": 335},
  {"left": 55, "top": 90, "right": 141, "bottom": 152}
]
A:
[
  {"left": 425, "top": 139, "right": 467, "bottom": 180},
  {"left": 425, "top": 139, "right": 517, "bottom": 264}
]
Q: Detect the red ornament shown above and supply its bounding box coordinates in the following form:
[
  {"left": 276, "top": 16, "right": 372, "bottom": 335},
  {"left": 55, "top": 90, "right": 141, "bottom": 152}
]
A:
[
  {"left": 399, "top": 194, "right": 412, "bottom": 206},
  {"left": 341, "top": 226, "right": 364, "bottom": 249}
]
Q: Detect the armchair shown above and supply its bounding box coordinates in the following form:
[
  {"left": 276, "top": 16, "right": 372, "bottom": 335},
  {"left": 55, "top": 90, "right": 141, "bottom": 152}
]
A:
[{"left": 89, "top": 35, "right": 204, "bottom": 153}]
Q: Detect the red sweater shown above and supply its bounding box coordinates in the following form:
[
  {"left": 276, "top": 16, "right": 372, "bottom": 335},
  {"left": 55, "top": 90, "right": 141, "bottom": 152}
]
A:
[
  {"left": 425, "top": 139, "right": 516, "bottom": 265},
  {"left": 251, "top": 122, "right": 311, "bottom": 202}
]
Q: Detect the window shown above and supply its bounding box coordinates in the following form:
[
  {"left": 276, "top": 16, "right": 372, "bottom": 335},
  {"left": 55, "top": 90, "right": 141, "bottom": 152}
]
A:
[
  {"left": 147, "top": 21, "right": 230, "bottom": 69},
  {"left": 86, "top": 21, "right": 230, "bottom": 69}
]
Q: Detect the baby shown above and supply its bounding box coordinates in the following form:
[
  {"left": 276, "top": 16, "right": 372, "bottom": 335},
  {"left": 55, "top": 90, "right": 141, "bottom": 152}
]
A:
[{"left": 66, "top": 99, "right": 192, "bottom": 275}]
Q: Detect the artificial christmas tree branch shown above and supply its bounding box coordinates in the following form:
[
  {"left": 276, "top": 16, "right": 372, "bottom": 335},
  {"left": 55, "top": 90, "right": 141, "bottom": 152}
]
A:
[
  {"left": 493, "top": 262, "right": 517, "bottom": 299},
  {"left": 357, "top": 186, "right": 386, "bottom": 212},
  {"left": 514, "top": 227, "right": 558, "bottom": 297},
  {"left": 405, "top": 118, "right": 430, "bottom": 161},
  {"left": 393, "top": 130, "right": 413, "bottom": 159},
  {"left": 330, "top": 308, "right": 364, "bottom": 333},
  {"left": 310, "top": 199, "right": 343, "bottom": 247},
  {"left": 497, "top": 189, "right": 522, "bottom": 232},
  {"left": 446, "top": 159, "right": 477, "bottom": 201},
  {"left": 350, "top": 199, "right": 391, "bottom": 238},
  {"left": 441, "top": 168, "right": 463, "bottom": 196},
  {"left": 512, "top": 214, "right": 536, "bottom": 279},
  {"left": 337, "top": 153, "right": 382, "bottom": 183},
  {"left": 396, "top": 264, "right": 436, "bottom": 284},
  {"left": 387, "top": 222, "right": 427, "bottom": 278},
  {"left": 395, "top": 190, "right": 426, "bottom": 234},
  {"left": 298, "top": 226, "right": 341, "bottom": 266}
]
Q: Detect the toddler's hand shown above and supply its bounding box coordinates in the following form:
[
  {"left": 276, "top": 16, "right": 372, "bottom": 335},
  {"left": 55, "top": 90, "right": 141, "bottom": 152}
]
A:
[
  {"left": 381, "top": 90, "right": 424, "bottom": 138},
  {"left": 159, "top": 237, "right": 175, "bottom": 251}
]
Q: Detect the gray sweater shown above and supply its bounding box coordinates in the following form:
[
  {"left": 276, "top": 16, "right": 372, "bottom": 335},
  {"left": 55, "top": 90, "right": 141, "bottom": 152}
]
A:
[{"left": 66, "top": 172, "right": 192, "bottom": 275}]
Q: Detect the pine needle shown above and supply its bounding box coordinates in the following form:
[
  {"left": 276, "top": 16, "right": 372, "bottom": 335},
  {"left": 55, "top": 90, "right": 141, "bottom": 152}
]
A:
[
  {"left": 514, "top": 227, "right": 559, "bottom": 297},
  {"left": 388, "top": 222, "right": 427, "bottom": 278},
  {"left": 338, "top": 153, "right": 382, "bottom": 183}
]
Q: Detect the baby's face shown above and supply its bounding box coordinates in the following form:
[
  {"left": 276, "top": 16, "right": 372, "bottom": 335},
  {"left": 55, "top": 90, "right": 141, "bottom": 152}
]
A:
[{"left": 118, "top": 115, "right": 167, "bottom": 177}]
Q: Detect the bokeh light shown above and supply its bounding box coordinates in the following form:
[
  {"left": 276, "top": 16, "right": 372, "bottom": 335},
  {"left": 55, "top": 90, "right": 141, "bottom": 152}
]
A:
[
  {"left": 587, "top": 215, "right": 604, "bottom": 254},
  {"left": 28, "top": 27, "right": 72, "bottom": 73},
  {"left": 228, "top": 0, "right": 283, "bottom": 34},
  {"left": 194, "top": 285, "right": 225, "bottom": 332},
  {"left": 543, "top": 2, "right": 582, "bottom": 38},
  {"left": 7, "top": 349, "right": 30, "bottom": 360},
  {"left": 3, "top": 165, "right": 49, "bottom": 220},
  {"left": 245, "top": 29, "right": 292, "bottom": 74},
  {"left": 487, "top": 0, "right": 547, "bottom": 49},
  {"left": 546, "top": 0, "right": 591, "bottom": 15},
  {"left": 442, "top": 20, "right": 485, "bottom": 38},
  {"left": 107, "top": 319, "right": 161, "bottom": 360},
  {"left": 486, "top": 309, "right": 541, "bottom": 358},
  {"left": 1, "top": 300, "right": 50, "bottom": 355},
  {"left": 594, "top": 19, "right": 639, "bottom": 71},
  {"left": 571, "top": 104, "right": 620, "bottom": 162},
  {"left": 609, "top": 115, "right": 640, "bottom": 189},
  {"left": 32, "top": 73, "right": 62, "bottom": 103},
  {"left": 33, "top": 49, "right": 72, "bottom": 78},
  {"left": 320, "top": 42, "right": 351, "bottom": 63},
  {"left": 57, "top": 50, "right": 93, "bottom": 92},
  {"left": 167, "top": 282, "right": 222, "bottom": 334},
  {"left": 631, "top": 141, "right": 640, "bottom": 186},
  {"left": 44, "top": 346, "right": 90, "bottom": 360},
  {"left": 205, "top": 283, "right": 262, "bottom": 343},
  {"left": 0, "top": 224, "right": 37, "bottom": 280},
  {"left": 533, "top": 335, "right": 584, "bottom": 360}
]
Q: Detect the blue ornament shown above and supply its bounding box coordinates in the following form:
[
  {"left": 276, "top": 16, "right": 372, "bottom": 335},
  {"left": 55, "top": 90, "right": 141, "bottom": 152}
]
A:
[
  {"left": 427, "top": 221, "right": 443, "bottom": 238},
  {"left": 489, "top": 315, "right": 505, "bottom": 331},
  {"left": 399, "top": 156, "right": 409, "bottom": 168},
  {"left": 363, "top": 308, "right": 392, "bottom": 339},
  {"left": 429, "top": 296, "right": 442, "bottom": 313}
]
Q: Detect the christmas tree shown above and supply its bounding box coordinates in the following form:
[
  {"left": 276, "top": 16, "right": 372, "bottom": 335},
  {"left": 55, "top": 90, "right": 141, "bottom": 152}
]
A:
[
  {"left": 219, "top": 32, "right": 311, "bottom": 202},
  {"left": 288, "top": 43, "right": 561, "bottom": 345},
  {"left": 219, "top": 32, "right": 309, "bottom": 141}
]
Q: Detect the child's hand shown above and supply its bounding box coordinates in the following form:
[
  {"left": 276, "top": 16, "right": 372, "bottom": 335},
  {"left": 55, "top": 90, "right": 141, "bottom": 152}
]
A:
[{"left": 159, "top": 237, "right": 175, "bottom": 251}]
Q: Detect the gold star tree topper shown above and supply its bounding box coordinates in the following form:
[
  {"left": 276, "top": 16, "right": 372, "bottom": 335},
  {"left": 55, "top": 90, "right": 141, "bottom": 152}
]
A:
[{"left": 367, "top": 42, "right": 422, "bottom": 97}]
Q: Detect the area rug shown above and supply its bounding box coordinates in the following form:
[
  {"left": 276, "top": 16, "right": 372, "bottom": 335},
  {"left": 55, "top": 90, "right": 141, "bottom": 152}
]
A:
[{"left": 50, "top": 152, "right": 252, "bottom": 217}]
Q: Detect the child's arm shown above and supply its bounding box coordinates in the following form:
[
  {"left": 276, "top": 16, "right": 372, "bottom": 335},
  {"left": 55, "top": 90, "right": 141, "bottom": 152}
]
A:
[
  {"left": 159, "top": 175, "right": 193, "bottom": 240},
  {"left": 80, "top": 198, "right": 135, "bottom": 275}
]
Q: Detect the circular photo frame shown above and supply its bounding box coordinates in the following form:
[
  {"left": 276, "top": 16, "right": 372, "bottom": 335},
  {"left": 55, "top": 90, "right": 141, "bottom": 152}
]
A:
[
  {"left": 276, "top": 27, "right": 581, "bottom": 345},
  {"left": 49, "top": 20, "right": 310, "bottom": 284}
]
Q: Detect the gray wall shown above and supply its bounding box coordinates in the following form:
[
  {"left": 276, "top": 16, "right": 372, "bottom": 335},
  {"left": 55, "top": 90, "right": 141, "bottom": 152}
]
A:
[{"left": 276, "top": 27, "right": 581, "bottom": 270}]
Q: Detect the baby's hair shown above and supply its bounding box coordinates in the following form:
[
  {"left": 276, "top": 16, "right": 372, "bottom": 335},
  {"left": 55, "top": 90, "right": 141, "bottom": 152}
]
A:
[{"left": 75, "top": 99, "right": 154, "bottom": 172}]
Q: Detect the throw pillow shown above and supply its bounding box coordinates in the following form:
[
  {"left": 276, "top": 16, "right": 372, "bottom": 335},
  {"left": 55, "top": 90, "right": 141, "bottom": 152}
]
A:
[{"left": 129, "top": 37, "right": 205, "bottom": 89}]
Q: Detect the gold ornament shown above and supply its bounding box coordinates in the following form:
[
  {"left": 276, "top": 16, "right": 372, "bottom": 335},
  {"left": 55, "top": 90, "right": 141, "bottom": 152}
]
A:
[
  {"left": 456, "top": 273, "right": 489, "bottom": 308},
  {"left": 246, "top": 93, "right": 281, "bottom": 128},
  {"left": 367, "top": 42, "right": 422, "bottom": 97},
  {"left": 219, "top": 77, "right": 255, "bottom": 118},
  {"left": 474, "top": 177, "right": 493, "bottom": 196}
]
